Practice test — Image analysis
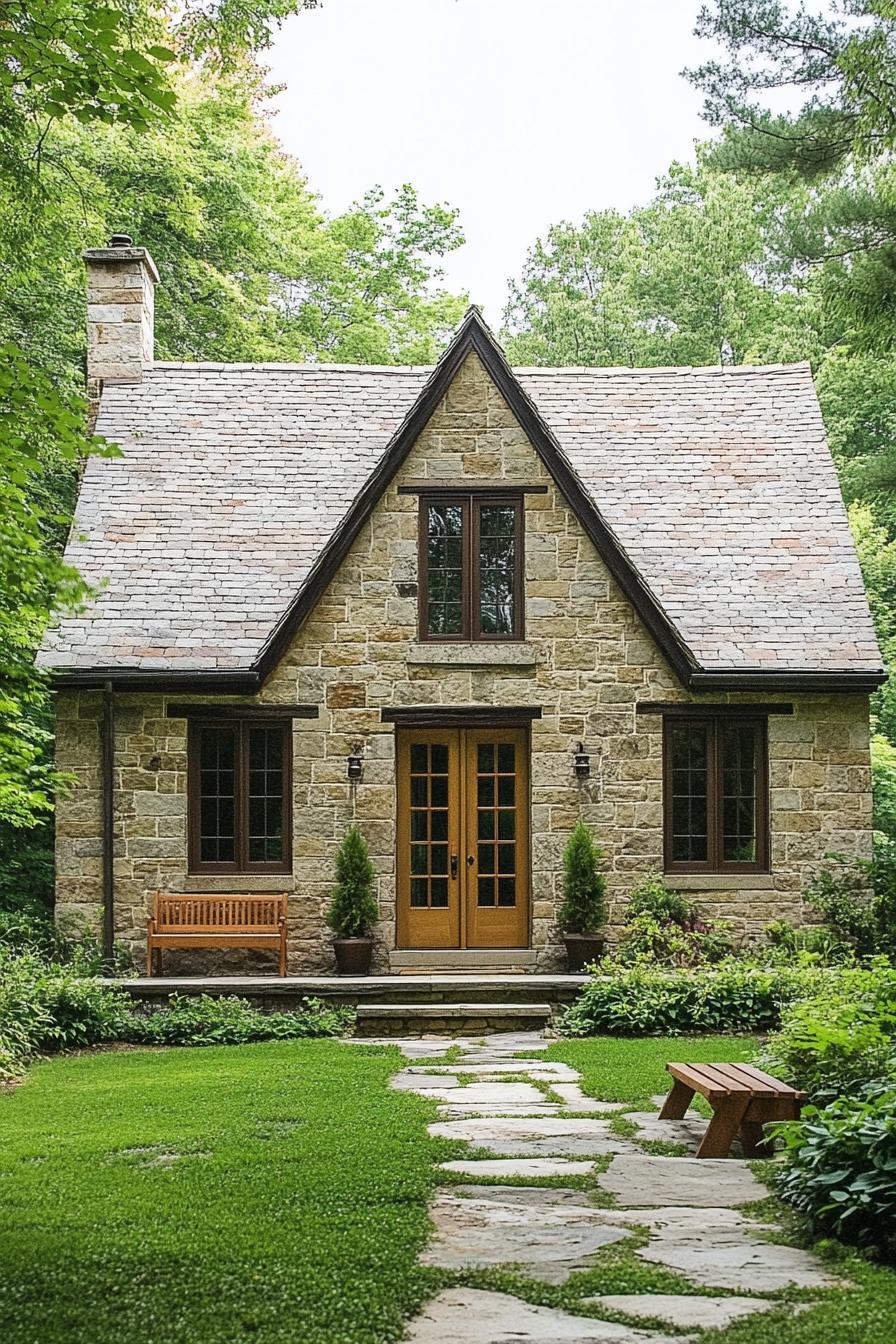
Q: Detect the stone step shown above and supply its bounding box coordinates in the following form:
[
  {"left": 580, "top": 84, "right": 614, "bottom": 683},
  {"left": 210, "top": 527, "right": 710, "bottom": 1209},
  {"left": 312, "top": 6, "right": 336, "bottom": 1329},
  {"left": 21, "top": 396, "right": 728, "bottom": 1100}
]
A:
[
  {"left": 109, "top": 974, "right": 584, "bottom": 1010},
  {"left": 354, "top": 1001, "right": 554, "bottom": 1037}
]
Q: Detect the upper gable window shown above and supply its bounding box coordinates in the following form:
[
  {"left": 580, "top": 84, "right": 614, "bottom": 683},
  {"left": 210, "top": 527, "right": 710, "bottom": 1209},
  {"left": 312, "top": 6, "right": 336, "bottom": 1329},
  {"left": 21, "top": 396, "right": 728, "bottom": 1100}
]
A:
[{"left": 419, "top": 492, "right": 523, "bottom": 641}]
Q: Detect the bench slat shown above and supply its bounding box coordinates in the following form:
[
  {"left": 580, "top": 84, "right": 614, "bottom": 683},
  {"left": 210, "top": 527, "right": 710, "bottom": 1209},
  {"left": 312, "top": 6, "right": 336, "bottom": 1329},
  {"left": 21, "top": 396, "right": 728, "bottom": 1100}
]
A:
[
  {"left": 668, "top": 1062, "right": 753, "bottom": 1098},
  {"left": 724, "top": 1062, "right": 805, "bottom": 1099}
]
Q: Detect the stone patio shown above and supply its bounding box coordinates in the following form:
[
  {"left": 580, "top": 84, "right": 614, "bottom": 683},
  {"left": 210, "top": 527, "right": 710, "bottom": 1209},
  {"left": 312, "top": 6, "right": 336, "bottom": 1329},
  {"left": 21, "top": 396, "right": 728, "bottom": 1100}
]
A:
[{"left": 384, "top": 1031, "right": 838, "bottom": 1342}]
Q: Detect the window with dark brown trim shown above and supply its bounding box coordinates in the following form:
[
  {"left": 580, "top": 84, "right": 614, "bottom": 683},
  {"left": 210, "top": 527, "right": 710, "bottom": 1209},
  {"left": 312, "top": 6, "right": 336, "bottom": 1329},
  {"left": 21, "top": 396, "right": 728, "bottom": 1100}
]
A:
[
  {"left": 188, "top": 720, "right": 292, "bottom": 873},
  {"left": 663, "top": 717, "right": 769, "bottom": 873},
  {"left": 419, "top": 492, "right": 523, "bottom": 641}
]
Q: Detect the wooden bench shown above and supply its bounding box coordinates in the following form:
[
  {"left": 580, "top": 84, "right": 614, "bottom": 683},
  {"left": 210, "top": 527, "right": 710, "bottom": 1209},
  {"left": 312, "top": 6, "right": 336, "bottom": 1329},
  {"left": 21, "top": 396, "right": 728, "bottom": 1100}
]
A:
[
  {"left": 659, "top": 1062, "right": 805, "bottom": 1159},
  {"left": 146, "top": 893, "right": 288, "bottom": 977}
]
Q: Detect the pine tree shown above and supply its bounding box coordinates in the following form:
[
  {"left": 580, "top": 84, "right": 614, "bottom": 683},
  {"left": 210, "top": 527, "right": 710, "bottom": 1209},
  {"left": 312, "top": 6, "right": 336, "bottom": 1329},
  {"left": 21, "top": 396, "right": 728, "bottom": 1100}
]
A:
[
  {"left": 558, "top": 821, "right": 606, "bottom": 934},
  {"left": 326, "top": 826, "right": 378, "bottom": 939}
]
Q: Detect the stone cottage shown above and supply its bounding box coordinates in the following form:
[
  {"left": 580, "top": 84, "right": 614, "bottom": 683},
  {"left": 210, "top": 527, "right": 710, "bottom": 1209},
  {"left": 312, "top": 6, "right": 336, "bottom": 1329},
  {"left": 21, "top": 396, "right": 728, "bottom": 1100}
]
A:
[{"left": 38, "top": 239, "right": 885, "bottom": 973}]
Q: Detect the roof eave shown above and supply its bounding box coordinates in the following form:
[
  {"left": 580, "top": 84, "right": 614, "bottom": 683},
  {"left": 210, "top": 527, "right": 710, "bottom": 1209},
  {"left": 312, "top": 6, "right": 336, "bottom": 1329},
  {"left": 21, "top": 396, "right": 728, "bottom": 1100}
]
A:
[
  {"left": 48, "top": 667, "right": 261, "bottom": 693},
  {"left": 686, "top": 668, "right": 886, "bottom": 693}
]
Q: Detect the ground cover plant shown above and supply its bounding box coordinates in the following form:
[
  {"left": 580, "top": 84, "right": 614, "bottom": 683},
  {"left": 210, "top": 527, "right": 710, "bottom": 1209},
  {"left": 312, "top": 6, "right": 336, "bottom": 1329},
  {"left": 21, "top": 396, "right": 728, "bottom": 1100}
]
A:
[
  {"left": 0, "top": 1040, "right": 455, "bottom": 1344},
  {"left": 0, "top": 944, "right": 352, "bottom": 1079}
]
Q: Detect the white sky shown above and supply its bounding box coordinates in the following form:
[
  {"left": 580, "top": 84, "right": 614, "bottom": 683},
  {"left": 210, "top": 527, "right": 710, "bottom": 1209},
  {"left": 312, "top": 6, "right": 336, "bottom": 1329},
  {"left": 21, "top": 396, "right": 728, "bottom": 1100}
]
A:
[{"left": 267, "top": 0, "right": 715, "bottom": 322}]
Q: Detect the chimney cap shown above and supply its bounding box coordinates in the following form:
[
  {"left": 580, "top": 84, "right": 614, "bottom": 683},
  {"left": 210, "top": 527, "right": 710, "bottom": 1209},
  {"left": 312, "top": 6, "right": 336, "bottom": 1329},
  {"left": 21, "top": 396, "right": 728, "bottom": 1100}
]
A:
[{"left": 109, "top": 233, "right": 134, "bottom": 247}]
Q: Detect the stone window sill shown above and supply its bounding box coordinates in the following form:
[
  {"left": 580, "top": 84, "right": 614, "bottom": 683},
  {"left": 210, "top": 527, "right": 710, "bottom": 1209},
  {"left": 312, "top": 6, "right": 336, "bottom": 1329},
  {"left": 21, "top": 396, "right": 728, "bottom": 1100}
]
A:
[
  {"left": 407, "top": 642, "right": 538, "bottom": 667},
  {"left": 664, "top": 873, "right": 775, "bottom": 892}
]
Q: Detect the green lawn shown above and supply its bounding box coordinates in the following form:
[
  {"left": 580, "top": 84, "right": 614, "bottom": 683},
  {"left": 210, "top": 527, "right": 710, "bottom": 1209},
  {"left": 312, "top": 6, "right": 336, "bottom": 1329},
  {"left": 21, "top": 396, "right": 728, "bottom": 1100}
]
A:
[
  {"left": 2, "top": 1035, "right": 894, "bottom": 1344},
  {"left": 543, "top": 1033, "right": 763, "bottom": 1108},
  {"left": 0, "top": 1041, "right": 451, "bottom": 1344}
]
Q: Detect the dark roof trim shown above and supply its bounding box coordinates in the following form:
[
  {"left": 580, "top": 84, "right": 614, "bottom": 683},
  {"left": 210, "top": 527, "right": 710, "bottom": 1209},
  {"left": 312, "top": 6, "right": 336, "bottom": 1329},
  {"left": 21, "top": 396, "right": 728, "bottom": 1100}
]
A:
[
  {"left": 687, "top": 670, "right": 886, "bottom": 693},
  {"left": 381, "top": 705, "right": 542, "bottom": 727},
  {"left": 49, "top": 668, "right": 261, "bottom": 693},
  {"left": 253, "top": 307, "right": 699, "bottom": 687},
  {"left": 166, "top": 703, "right": 318, "bottom": 720},
  {"left": 396, "top": 482, "right": 549, "bottom": 495},
  {"left": 637, "top": 701, "right": 794, "bottom": 717}
]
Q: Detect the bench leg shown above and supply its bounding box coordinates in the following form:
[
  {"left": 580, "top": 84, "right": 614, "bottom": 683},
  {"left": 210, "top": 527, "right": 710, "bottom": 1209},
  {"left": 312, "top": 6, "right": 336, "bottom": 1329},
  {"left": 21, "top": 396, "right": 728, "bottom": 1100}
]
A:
[
  {"left": 660, "top": 1079, "right": 696, "bottom": 1120},
  {"left": 696, "top": 1094, "right": 750, "bottom": 1159},
  {"left": 739, "top": 1120, "right": 773, "bottom": 1158},
  {"left": 153, "top": 947, "right": 163, "bottom": 977},
  {"left": 279, "top": 930, "right": 287, "bottom": 977}
]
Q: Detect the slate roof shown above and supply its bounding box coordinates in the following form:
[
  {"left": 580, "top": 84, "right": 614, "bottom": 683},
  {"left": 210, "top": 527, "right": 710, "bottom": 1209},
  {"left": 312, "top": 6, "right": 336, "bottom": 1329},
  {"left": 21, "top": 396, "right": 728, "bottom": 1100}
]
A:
[{"left": 39, "top": 330, "right": 883, "bottom": 685}]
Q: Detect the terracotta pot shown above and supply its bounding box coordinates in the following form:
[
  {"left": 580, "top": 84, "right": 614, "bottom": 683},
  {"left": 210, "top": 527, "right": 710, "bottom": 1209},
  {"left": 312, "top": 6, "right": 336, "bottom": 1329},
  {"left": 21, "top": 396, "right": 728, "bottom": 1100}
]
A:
[
  {"left": 333, "top": 937, "right": 374, "bottom": 975},
  {"left": 563, "top": 933, "right": 606, "bottom": 973}
]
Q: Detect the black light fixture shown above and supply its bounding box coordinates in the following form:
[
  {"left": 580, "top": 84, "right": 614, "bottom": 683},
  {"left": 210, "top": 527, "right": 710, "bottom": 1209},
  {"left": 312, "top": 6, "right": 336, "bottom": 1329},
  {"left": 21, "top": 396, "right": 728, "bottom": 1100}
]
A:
[
  {"left": 573, "top": 742, "right": 590, "bottom": 779},
  {"left": 347, "top": 744, "right": 363, "bottom": 782}
]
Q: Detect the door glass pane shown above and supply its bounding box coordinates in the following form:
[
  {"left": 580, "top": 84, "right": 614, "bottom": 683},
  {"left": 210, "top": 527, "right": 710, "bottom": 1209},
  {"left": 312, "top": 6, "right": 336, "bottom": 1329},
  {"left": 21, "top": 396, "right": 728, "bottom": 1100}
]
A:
[
  {"left": 478, "top": 876, "right": 495, "bottom": 907},
  {"left": 670, "top": 723, "right": 708, "bottom": 863},
  {"left": 476, "top": 738, "right": 518, "bottom": 908},
  {"left": 722, "top": 723, "right": 758, "bottom": 863},
  {"left": 197, "top": 725, "right": 236, "bottom": 863},
  {"left": 478, "top": 504, "right": 516, "bottom": 635},
  {"left": 426, "top": 504, "right": 464, "bottom": 635},
  {"left": 497, "top": 877, "right": 516, "bottom": 907},
  {"left": 407, "top": 741, "right": 452, "bottom": 909}
]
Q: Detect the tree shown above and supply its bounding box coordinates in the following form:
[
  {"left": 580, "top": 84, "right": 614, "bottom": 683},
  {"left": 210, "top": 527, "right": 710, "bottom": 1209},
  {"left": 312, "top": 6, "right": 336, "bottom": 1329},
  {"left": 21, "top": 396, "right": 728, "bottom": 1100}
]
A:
[
  {"left": 503, "top": 155, "right": 816, "bottom": 368},
  {"left": 326, "top": 827, "right": 378, "bottom": 939},
  {"left": 688, "top": 1, "right": 896, "bottom": 176},
  {"left": 0, "top": 6, "right": 465, "bottom": 883},
  {"left": 557, "top": 822, "right": 606, "bottom": 935}
]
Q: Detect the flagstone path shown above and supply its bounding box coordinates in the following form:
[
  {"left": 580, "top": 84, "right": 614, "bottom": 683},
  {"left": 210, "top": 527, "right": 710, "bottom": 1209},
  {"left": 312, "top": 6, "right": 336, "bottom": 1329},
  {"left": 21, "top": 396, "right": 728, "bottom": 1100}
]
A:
[{"left": 376, "top": 1030, "right": 842, "bottom": 1343}]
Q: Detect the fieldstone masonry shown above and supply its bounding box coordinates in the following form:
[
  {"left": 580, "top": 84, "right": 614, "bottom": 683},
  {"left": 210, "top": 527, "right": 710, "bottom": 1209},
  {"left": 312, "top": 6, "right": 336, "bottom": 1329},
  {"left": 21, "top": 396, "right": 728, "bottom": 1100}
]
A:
[{"left": 54, "top": 352, "right": 874, "bottom": 971}]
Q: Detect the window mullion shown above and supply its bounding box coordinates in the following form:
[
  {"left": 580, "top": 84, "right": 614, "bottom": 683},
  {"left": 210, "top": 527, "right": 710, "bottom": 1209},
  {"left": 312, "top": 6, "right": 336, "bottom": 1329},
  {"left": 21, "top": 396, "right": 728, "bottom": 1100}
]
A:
[{"left": 466, "top": 496, "right": 476, "bottom": 640}]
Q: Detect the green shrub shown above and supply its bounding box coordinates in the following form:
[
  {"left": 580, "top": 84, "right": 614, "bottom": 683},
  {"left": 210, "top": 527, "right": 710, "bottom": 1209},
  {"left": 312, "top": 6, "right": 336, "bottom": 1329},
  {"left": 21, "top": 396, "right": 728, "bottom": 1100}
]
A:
[
  {"left": 613, "top": 873, "right": 734, "bottom": 967},
  {"left": 763, "top": 917, "right": 853, "bottom": 965},
  {"left": 761, "top": 962, "right": 896, "bottom": 1103},
  {"left": 125, "top": 993, "right": 354, "bottom": 1045},
  {"left": 775, "top": 1085, "right": 896, "bottom": 1261},
  {"left": 557, "top": 821, "right": 606, "bottom": 934},
  {"left": 326, "top": 826, "right": 378, "bottom": 939},
  {"left": 805, "top": 843, "right": 896, "bottom": 959},
  {"left": 0, "top": 948, "right": 130, "bottom": 1078},
  {"left": 560, "top": 960, "right": 836, "bottom": 1036}
]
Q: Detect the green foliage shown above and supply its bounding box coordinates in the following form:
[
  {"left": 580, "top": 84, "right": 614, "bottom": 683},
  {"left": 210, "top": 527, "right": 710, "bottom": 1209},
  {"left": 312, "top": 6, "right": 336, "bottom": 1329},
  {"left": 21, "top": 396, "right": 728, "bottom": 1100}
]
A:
[
  {"left": 560, "top": 960, "right": 835, "bottom": 1037},
  {"left": 557, "top": 820, "right": 606, "bottom": 933},
  {"left": 804, "top": 845, "right": 896, "bottom": 959},
  {"left": 0, "top": 946, "right": 130, "bottom": 1078},
  {"left": 763, "top": 916, "right": 853, "bottom": 965},
  {"left": 761, "top": 963, "right": 896, "bottom": 1104},
  {"left": 688, "top": 2, "right": 896, "bottom": 175},
  {"left": 0, "top": 1040, "right": 450, "bottom": 1344},
  {"left": 125, "top": 992, "right": 353, "bottom": 1045},
  {"left": 325, "top": 825, "right": 378, "bottom": 939},
  {"left": 775, "top": 1085, "right": 896, "bottom": 1261},
  {"left": 503, "top": 155, "right": 815, "bottom": 368},
  {"left": 612, "top": 873, "right": 734, "bottom": 967}
]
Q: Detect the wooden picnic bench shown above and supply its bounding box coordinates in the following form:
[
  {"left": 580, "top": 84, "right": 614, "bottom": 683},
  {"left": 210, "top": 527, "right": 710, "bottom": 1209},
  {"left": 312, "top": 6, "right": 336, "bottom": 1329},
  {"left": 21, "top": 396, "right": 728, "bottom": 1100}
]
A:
[
  {"left": 146, "top": 893, "right": 288, "bottom": 977},
  {"left": 659, "top": 1062, "right": 805, "bottom": 1159}
]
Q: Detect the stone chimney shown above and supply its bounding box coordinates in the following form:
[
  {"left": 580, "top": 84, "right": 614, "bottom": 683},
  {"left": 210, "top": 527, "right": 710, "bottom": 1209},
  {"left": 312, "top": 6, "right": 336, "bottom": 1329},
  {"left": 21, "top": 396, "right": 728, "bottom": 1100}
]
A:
[{"left": 84, "top": 234, "right": 159, "bottom": 405}]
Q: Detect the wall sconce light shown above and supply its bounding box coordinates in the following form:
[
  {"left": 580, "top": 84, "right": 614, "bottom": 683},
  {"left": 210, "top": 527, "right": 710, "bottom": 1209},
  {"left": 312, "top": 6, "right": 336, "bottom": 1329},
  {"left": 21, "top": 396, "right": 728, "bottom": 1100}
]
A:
[
  {"left": 347, "top": 744, "right": 363, "bottom": 782},
  {"left": 573, "top": 742, "right": 590, "bottom": 780}
]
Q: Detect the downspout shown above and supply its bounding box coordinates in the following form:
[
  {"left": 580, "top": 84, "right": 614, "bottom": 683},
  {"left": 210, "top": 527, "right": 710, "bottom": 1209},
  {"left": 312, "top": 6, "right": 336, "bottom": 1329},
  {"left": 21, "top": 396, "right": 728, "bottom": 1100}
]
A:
[{"left": 101, "top": 679, "right": 115, "bottom": 963}]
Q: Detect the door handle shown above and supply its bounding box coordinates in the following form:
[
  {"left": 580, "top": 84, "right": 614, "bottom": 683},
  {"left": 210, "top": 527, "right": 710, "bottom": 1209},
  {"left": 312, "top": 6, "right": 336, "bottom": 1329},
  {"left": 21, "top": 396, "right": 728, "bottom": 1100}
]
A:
[
  {"left": 467, "top": 854, "right": 475, "bottom": 867},
  {"left": 450, "top": 853, "right": 458, "bottom": 880}
]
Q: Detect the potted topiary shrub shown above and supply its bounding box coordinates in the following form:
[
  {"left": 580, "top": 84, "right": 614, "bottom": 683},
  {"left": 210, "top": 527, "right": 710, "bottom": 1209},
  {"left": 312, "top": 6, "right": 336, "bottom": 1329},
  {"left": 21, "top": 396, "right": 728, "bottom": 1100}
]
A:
[
  {"left": 558, "top": 820, "right": 607, "bottom": 972},
  {"left": 326, "top": 825, "right": 378, "bottom": 975}
]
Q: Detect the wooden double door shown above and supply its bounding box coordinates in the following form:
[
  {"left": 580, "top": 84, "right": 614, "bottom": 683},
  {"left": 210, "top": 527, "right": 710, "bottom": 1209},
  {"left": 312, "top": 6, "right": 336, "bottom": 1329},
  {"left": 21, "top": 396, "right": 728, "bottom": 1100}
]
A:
[{"left": 396, "top": 727, "right": 530, "bottom": 949}]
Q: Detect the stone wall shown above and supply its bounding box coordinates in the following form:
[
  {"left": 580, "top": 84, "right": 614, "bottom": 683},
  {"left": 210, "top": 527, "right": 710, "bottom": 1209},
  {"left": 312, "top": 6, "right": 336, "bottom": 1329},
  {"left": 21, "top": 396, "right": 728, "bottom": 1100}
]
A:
[{"left": 54, "top": 352, "right": 874, "bottom": 971}]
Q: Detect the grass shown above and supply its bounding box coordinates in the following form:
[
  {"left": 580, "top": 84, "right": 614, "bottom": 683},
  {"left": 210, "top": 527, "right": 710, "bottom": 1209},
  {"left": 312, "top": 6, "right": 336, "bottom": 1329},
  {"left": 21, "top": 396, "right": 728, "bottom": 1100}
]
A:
[
  {"left": 2, "top": 1033, "right": 894, "bottom": 1344},
  {"left": 541, "top": 1033, "right": 762, "bottom": 1108},
  {"left": 0, "top": 1040, "right": 457, "bottom": 1344}
]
